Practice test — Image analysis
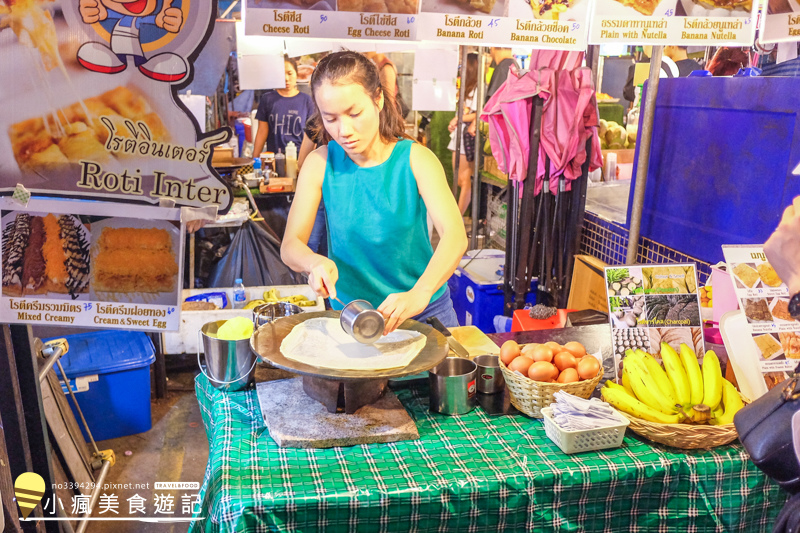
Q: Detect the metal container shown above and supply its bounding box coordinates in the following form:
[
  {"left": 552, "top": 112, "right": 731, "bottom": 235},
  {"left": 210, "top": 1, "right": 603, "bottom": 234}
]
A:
[
  {"left": 429, "top": 357, "right": 478, "bottom": 415},
  {"left": 473, "top": 354, "right": 505, "bottom": 394},
  {"left": 199, "top": 320, "right": 257, "bottom": 391},
  {"left": 253, "top": 302, "right": 303, "bottom": 328},
  {"left": 340, "top": 300, "right": 385, "bottom": 344}
]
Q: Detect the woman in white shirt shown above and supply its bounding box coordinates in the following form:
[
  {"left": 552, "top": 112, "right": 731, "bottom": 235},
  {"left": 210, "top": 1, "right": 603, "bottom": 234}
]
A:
[{"left": 447, "top": 52, "right": 479, "bottom": 215}]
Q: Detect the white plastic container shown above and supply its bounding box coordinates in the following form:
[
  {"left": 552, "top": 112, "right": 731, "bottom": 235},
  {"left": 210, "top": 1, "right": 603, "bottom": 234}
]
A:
[
  {"left": 541, "top": 407, "right": 629, "bottom": 454},
  {"left": 162, "top": 285, "right": 324, "bottom": 355},
  {"left": 285, "top": 141, "right": 297, "bottom": 181}
]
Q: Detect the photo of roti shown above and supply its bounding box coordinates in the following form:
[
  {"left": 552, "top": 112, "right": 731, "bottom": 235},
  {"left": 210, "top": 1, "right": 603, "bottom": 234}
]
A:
[
  {"left": 754, "top": 333, "right": 782, "bottom": 360},
  {"left": 733, "top": 263, "right": 759, "bottom": 288},
  {"left": 757, "top": 263, "right": 783, "bottom": 287}
]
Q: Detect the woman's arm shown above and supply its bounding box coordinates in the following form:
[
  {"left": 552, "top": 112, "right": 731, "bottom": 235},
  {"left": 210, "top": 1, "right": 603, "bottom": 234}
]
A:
[
  {"left": 380, "top": 64, "right": 397, "bottom": 99},
  {"left": 297, "top": 133, "right": 316, "bottom": 170},
  {"left": 280, "top": 146, "right": 339, "bottom": 298},
  {"left": 253, "top": 119, "right": 268, "bottom": 157},
  {"left": 377, "top": 143, "right": 467, "bottom": 332}
]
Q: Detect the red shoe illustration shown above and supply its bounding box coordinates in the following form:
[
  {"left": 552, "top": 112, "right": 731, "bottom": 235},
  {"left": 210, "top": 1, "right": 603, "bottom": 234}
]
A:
[
  {"left": 77, "top": 42, "right": 127, "bottom": 74},
  {"left": 138, "top": 53, "right": 187, "bottom": 83}
]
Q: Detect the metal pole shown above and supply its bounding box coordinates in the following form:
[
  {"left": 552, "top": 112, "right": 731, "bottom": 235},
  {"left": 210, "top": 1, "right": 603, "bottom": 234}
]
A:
[
  {"left": 452, "top": 46, "right": 468, "bottom": 197},
  {"left": 625, "top": 45, "right": 663, "bottom": 265},
  {"left": 74, "top": 460, "right": 112, "bottom": 533},
  {"left": 589, "top": 45, "right": 601, "bottom": 92},
  {"left": 37, "top": 346, "right": 64, "bottom": 383},
  {"left": 470, "top": 46, "right": 486, "bottom": 250}
]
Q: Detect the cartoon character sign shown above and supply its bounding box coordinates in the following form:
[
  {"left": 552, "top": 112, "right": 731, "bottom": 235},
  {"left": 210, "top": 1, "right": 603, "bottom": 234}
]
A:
[{"left": 76, "top": 0, "right": 187, "bottom": 82}]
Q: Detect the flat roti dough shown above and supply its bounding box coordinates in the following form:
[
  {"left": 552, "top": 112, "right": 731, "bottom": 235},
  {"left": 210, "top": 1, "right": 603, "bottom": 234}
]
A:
[{"left": 280, "top": 317, "right": 426, "bottom": 371}]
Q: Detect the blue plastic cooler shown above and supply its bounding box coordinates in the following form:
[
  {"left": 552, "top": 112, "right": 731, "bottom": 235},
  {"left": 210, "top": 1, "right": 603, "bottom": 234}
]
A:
[
  {"left": 448, "top": 252, "right": 537, "bottom": 332},
  {"left": 46, "top": 331, "right": 155, "bottom": 442}
]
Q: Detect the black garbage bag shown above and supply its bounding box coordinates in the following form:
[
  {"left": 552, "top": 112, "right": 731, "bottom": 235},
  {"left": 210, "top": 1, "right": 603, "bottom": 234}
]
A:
[{"left": 208, "top": 219, "right": 303, "bottom": 288}]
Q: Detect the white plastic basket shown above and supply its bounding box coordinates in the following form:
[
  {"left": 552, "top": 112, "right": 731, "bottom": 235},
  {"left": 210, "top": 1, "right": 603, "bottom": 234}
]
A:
[{"left": 541, "top": 407, "right": 630, "bottom": 454}]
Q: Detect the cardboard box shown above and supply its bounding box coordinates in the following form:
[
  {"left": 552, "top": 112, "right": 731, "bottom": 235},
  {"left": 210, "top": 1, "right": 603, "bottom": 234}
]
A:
[
  {"left": 567, "top": 255, "right": 610, "bottom": 314},
  {"left": 483, "top": 156, "right": 509, "bottom": 181}
]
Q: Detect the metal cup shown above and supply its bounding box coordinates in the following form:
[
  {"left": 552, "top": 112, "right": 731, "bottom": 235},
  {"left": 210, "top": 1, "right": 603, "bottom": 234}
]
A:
[
  {"left": 340, "top": 299, "right": 385, "bottom": 344},
  {"left": 473, "top": 354, "right": 505, "bottom": 394},
  {"left": 253, "top": 302, "right": 303, "bottom": 328},
  {"left": 429, "top": 358, "right": 478, "bottom": 415}
]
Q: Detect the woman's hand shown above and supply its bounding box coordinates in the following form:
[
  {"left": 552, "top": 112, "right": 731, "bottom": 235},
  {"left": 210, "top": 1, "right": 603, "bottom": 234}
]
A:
[
  {"left": 448, "top": 116, "right": 458, "bottom": 132},
  {"left": 307, "top": 255, "right": 339, "bottom": 299},
  {"left": 765, "top": 196, "right": 800, "bottom": 294},
  {"left": 378, "top": 288, "right": 431, "bottom": 335}
]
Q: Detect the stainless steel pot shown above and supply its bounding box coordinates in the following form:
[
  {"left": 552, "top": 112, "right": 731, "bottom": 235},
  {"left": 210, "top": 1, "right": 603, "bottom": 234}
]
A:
[{"left": 429, "top": 357, "right": 478, "bottom": 415}]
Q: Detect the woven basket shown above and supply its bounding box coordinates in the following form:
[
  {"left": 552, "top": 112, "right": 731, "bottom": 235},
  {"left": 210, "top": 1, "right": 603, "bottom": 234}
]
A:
[
  {"left": 616, "top": 412, "right": 739, "bottom": 449},
  {"left": 498, "top": 358, "right": 603, "bottom": 418},
  {"left": 608, "top": 391, "right": 749, "bottom": 449}
]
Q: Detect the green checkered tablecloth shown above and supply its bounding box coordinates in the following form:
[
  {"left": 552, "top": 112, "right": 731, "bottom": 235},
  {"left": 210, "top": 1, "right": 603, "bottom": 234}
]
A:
[{"left": 190, "top": 374, "right": 785, "bottom": 532}]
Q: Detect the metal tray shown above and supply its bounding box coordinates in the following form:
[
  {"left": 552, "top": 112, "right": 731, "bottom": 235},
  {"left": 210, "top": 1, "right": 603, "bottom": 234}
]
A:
[{"left": 251, "top": 311, "right": 448, "bottom": 381}]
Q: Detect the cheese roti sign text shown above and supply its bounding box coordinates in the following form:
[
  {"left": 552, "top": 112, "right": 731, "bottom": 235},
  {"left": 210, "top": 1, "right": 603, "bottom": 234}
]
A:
[
  {"left": 245, "top": 3, "right": 418, "bottom": 40},
  {"left": 0, "top": 0, "right": 232, "bottom": 211}
]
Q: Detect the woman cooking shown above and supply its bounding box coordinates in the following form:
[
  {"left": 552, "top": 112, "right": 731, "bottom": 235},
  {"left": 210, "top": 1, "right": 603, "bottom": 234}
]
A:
[{"left": 280, "top": 51, "right": 467, "bottom": 335}]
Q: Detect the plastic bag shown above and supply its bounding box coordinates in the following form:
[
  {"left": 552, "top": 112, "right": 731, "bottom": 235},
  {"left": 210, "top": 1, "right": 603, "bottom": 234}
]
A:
[{"left": 208, "top": 219, "right": 303, "bottom": 288}]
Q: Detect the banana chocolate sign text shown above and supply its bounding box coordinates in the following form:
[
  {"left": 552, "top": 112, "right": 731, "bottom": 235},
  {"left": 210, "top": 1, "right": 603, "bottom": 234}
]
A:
[{"left": 0, "top": 0, "right": 232, "bottom": 212}]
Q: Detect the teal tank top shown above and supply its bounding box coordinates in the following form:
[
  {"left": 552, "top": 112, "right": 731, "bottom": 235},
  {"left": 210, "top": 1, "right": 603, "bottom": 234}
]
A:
[{"left": 322, "top": 139, "right": 445, "bottom": 310}]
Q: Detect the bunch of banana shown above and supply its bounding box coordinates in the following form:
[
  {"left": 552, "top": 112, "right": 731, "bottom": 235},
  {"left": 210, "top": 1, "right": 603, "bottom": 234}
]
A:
[
  {"left": 601, "top": 343, "right": 744, "bottom": 426},
  {"left": 262, "top": 288, "right": 317, "bottom": 307}
]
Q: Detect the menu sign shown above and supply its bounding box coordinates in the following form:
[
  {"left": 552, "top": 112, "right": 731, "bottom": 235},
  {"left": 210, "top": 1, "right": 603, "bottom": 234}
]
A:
[
  {"left": 760, "top": 0, "right": 800, "bottom": 43},
  {"left": 589, "top": 0, "right": 757, "bottom": 45},
  {"left": 604, "top": 264, "right": 704, "bottom": 377},
  {"left": 418, "top": 0, "right": 588, "bottom": 49},
  {"left": 0, "top": 0, "right": 232, "bottom": 211},
  {"left": 722, "top": 245, "right": 799, "bottom": 389},
  {"left": 244, "top": 0, "right": 419, "bottom": 40},
  {"left": 0, "top": 199, "right": 182, "bottom": 332}
]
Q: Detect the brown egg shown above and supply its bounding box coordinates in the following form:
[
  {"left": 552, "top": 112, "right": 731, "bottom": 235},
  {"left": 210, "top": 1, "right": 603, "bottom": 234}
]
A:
[
  {"left": 530, "top": 344, "right": 554, "bottom": 363},
  {"left": 500, "top": 340, "right": 521, "bottom": 366},
  {"left": 544, "top": 341, "right": 562, "bottom": 353},
  {"left": 521, "top": 343, "right": 540, "bottom": 358},
  {"left": 563, "top": 341, "right": 587, "bottom": 358},
  {"left": 557, "top": 367, "right": 579, "bottom": 383},
  {"left": 528, "top": 361, "right": 558, "bottom": 382},
  {"left": 553, "top": 351, "right": 577, "bottom": 372},
  {"left": 508, "top": 356, "right": 534, "bottom": 375},
  {"left": 577, "top": 355, "right": 601, "bottom": 380}
]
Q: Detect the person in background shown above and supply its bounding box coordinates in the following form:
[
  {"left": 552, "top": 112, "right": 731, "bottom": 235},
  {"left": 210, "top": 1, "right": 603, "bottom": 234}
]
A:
[
  {"left": 298, "top": 119, "right": 327, "bottom": 257},
  {"left": 253, "top": 56, "right": 315, "bottom": 159},
  {"left": 364, "top": 51, "right": 409, "bottom": 118},
  {"left": 486, "top": 47, "right": 518, "bottom": 101},
  {"left": 706, "top": 47, "right": 749, "bottom": 76},
  {"left": 447, "top": 52, "right": 479, "bottom": 215},
  {"left": 623, "top": 46, "right": 702, "bottom": 103},
  {"left": 663, "top": 45, "right": 703, "bottom": 76},
  {"left": 281, "top": 51, "right": 467, "bottom": 333}
]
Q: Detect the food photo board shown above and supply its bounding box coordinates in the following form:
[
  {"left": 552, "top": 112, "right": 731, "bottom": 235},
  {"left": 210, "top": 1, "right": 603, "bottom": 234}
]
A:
[
  {"left": 244, "top": 0, "right": 420, "bottom": 41},
  {"left": 0, "top": 198, "right": 183, "bottom": 332},
  {"left": 604, "top": 264, "right": 704, "bottom": 379},
  {"left": 759, "top": 0, "right": 800, "bottom": 42},
  {"left": 589, "top": 0, "right": 757, "bottom": 45},
  {"left": 417, "top": 0, "right": 589, "bottom": 50},
  {"left": 1, "top": 0, "right": 232, "bottom": 210},
  {"left": 722, "top": 245, "right": 800, "bottom": 389}
]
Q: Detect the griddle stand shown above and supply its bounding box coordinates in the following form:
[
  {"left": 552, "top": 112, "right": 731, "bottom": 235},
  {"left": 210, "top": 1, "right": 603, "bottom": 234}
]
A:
[{"left": 302, "top": 376, "right": 388, "bottom": 414}]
